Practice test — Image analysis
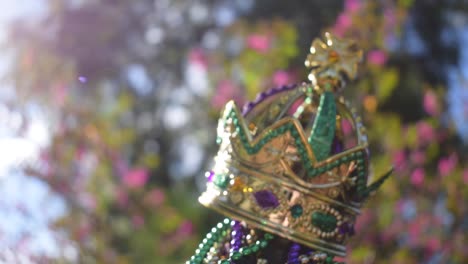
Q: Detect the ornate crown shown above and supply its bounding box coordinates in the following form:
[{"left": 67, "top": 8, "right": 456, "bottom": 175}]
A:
[{"left": 199, "top": 32, "right": 392, "bottom": 257}]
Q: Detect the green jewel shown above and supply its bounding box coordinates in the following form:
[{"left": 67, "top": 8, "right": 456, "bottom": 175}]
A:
[
  {"left": 298, "top": 147, "right": 305, "bottom": 154},
  {"left": 240, "top": 247, "right": 252, "bottom": 256},
  {"left": 251, "top": 244, "right": 260, "bottom": 252},
  {"left": 311, "top": 211, "right": 337, "bottom": 232},
  {"left": 308, "top": 170, "right": 317, "bottom": 177},
  {"left": 290, "top": 204, "right": 303, "bottom": 218},
  {"left": 213, "top": 174, "right": 229, "bottom": 189},
  {"left": 252, "top": 145, "right": 259, "bottom": 153},
  {"left": 231, "top": 252, "right": 242, "bottom": 260},
  {"left": 357, "top": 186, "right": 365, "bottom": 193},
  {"left": 294, "top": 138, "right": 302, "bottom": 146},
  {"left": 291, "top": 129, "right": 299, "bottom": 137},
  {"left": 264, "top": 233, "right": 274, "bottom": 240},
  {"left": 240, "top": 132, "right": 246, "bottom": 139}
]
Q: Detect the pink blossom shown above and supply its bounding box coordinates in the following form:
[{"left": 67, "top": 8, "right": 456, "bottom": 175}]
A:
[
  {"left": 416, "top": 121, "right": 435, "bottom": 145},
  {"left": 272, "top": 70, "right": 291, "bottom": 87},
  {"left": 77, "top": 221, "right": 91, "bottom": 241},
  {"left": 188, "top": 48, "right": 208, "bottom": 69},
  {"left": 408, "top": 220, "right": 422, "bottom": 245},
  {"left": 246, "top": 34, "right": 270, "bottom": 53},
  {"left": 354, "top": 210, "right": 372, "bottom": 232},
  {"left": 384, "top": 9, "right": 397, "bottom": 28},
  {"left": 123, "top": 168, "right": 149, "bottom": 188},
  {"left": 410, "top": 150, "right": 426, "bottom": 165},
  {"left": 345, "top": 0, "right": 362, "bottom": 13},
  {"left": 367, "top": 50, "right": 387, "bottom": 66},
  {"left": 116, "top": 188, "right": 129, "bottom": 207},
  {"left": 395, "top": 199, "right": 405, "bottom": 214},
  {"left": 463, "top": 169, "right": 468, "bottom": 184},
  {"left": 333, "top": 13, "right": 352, "bottom": 37},
  {"left": 410, "top": 168, "right": 425, "bottom": 187},
  {"left": 211, "top": 80, "right": 243, "bottom": 109},
  {"left": 79, "top": 193, "right": 97, "bottom": 211},
  {"left": 438, "top": 154, "right": 457, "bottom": 177},
  {"left": 53, "top": 82, "right": 67, "bottom": 107},
  {"left": 426, "top": 237, "right": 441, "bottom": 253},
  {"left": 423, "top": 90, "right": 439, "bottom": 116},
  {"left": 114, "top": 156, "right": 129, "bottom": 176},
  {"left": 178, "top": 220, "right": 194, "bottom": 236},
  {"left": 392, "top": 150, "right": 406, "bottom": 172},
  {"left": 145, "top": 188, "right": 165, "bottom": 207},
  {"left": 132, "top": 214, "right": 145, "bottom": 228}
]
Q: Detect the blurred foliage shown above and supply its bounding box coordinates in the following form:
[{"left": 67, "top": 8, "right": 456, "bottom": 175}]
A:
[{"left": 2, "top": 0, "right": 468, "bottom": 263}]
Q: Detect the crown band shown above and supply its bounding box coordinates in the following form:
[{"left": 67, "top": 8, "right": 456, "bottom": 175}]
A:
[{"left": 200, "top": 152, "right": 362, "bottom": 256}]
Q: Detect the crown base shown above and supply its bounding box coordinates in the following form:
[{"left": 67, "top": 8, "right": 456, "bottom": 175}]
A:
[{"left": 199, "top": 191, "right": 348, "bottom": 257}]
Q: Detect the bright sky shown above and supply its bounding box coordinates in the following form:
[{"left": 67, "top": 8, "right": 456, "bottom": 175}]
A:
[{"left": 0, "top": 1, "right": 69, "bottom": 260}]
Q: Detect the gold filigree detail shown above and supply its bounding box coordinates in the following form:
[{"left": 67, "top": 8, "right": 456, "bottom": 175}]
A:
[{"left": 305, "top": 32, "right": 363, "bottom": 89}]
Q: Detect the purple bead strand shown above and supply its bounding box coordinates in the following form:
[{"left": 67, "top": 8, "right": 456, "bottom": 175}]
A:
[
  {"left": 241, "top": 83, "right": 299, "bottom": 116},
  {"left": 287, "top": 242, "right": 301, "bottom": 264},
  {"left": 230, "top": 221, "right": 243, "bottom": 252}
]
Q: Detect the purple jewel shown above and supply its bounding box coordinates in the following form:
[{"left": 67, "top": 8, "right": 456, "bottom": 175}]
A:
[
  {"left": 331, "top": 136, "right": 344, "bottom": 155},
  {"left": 338, "top": 224, "right": 348, "bottom": 235},
  {"left": 205, "top": 171, "right": 214, "bottom": 182},
  {"left": 339, "top": 223, "right": 355, "bottom": 236},
  {"left": 253, "top": 190, "right": 280, "bottom": 209}
]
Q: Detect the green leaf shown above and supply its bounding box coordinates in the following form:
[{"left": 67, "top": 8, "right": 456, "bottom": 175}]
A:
[{"left": 376, "top": 68, "right": 399, "bottom": 102}]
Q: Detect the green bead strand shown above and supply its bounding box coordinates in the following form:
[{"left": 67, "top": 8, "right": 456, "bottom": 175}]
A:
[
  {"left": 218, "top": 231, "right": 275, "bottom": 264},
  {"left": 186, "top": 218, "right": 231, "bottom": 264}
]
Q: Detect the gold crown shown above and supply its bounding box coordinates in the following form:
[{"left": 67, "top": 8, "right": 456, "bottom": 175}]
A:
[{"left": 199, "top": 33, "right": 392, "bottom": 257}]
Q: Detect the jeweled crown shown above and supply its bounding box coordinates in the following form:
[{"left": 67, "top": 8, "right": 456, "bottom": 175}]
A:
[{"left": 199, "top": 33, "right": 392, "bottom": 257}]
